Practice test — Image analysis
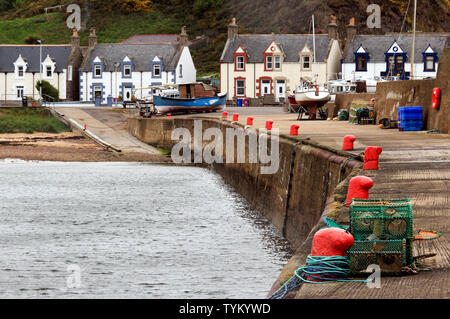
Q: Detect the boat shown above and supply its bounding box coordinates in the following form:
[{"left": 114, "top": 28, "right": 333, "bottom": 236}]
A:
[
  {"left": 153, "top": 82, "right": 227, "bottom": 113},
  {"left": 294, "top": 81, "right": 331, "bottom": 107},
  {"left": 328, "top": 80, "right": 357, "bottom": 101}
]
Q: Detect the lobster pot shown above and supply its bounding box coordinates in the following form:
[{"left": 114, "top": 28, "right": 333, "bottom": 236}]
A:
[
  {"left": 347, "top": 240, "right": 410, "bottom": 274},
  {"left": 350, "top": 199, "right": 413, "bottom": 241}
]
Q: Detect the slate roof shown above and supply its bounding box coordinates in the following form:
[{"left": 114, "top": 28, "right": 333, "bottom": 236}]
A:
[
  {"left": 0, "top": 45, "right": 72, "bottom": 72},
  {"left": 121, "top": 34, "right": 180, "bottom": 44},
  {"left": 220, "top": 34, "right": 333, "bottom": 63},
  {"left": 80, "top": 43, "right": 182, "bottom": 72},
  {"left": 344, "top": 33, "right": 450, "bottom": 63}
]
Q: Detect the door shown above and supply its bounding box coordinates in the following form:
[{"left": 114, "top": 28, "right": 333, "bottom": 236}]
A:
[
  {"left": 261, "top": 80, "right": 271, "bottom": 96},
  {"left": 123, "top": 86, "right": 132, "bottom": 101},
  {"left": 276, "top": 80, "right": 285, "bottom": 102}
]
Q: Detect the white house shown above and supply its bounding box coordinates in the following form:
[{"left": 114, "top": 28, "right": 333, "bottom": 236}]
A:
[
  {"left": 342, "top": 33, "right": 449, "bottom": 82},
  {"left": 79, "top": 28, "right": 196, "bottom": 103},
  {"left": 0, "top": 45, "right": 72, "bottom": 101},
  {"left": 219, "top": 18, "right": 342, "bottom": 103}
]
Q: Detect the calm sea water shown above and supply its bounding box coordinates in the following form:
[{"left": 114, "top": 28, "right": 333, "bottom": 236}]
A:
[{"left": 0, "top": 161, "right": 291, "bottom": 298}]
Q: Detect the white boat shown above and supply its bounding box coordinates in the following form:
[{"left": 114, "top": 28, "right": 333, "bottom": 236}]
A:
[
  {"left": 328, "top": 80, "right": 357, "bottom": 101},
  {"left": 294, "top": 82, "right": 331, "bottom": 107}
]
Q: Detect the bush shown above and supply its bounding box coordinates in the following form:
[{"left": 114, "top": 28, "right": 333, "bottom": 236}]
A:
[{"left": 35, "top": 80, "right": 59, "bottom": 102}]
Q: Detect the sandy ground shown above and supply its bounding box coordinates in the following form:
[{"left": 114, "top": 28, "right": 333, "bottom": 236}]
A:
[{"left": 0, "top": 131, "right": 171, "bottom": 163}]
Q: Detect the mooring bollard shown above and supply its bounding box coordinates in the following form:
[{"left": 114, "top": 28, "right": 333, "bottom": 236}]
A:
[
  {"left": 290, "top": 124, "right": 300, "bottom": 136},
  {"left": 265, "top": 120, "right": 274, "bottom": 131},
  {"left": 167, "top": 113, "right": 172, "bottom": 118},
  {"left": 364, "top": 146, "right": 383, "bottom": 170},
  {"left": 345, "top": 176, "right": 374, "bottom": 206},
  {"left": 342, "top": 135, "right": 356, "bottom": 151},
  {"left": 246, "top": 117, "right": 254, "bottom": 126},
  {"left": 232, "top": 113, "right": 239, "bottom": 122},
  {"left": 310, "top": 228, "right": 354, "bottom": 257},
  {"left": 83, "top": 124, "right": 86, "bottom": 131},
  {"left": 222, "top": 111, "right": 228, "bottom": 120}
]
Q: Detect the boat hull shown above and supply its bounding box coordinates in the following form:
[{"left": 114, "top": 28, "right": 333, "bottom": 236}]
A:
[
  {"left": 294, "top": 91, "right": 331, "bottom": 108},
  {"left": 154, "top": 94, "right": 227, "bottom": 113}
]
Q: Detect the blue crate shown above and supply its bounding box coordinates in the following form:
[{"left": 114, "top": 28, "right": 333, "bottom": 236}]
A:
[
  {"left": 398, "top": 107, "right": 423, "bottom": 121},
  {"left": 399, "top": 119, "right": 423, "bottom": 131}
]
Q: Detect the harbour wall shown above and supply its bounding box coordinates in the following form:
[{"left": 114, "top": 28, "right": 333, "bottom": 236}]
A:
[{"left": 128, "top": 117, "right": 360, "bottom": 250}]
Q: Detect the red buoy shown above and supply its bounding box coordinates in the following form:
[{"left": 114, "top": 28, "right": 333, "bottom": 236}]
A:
[
  {"left": 364, "top": 146, "right": 383, "bottom": 170},
  {"left": 265, "top": 120, "right": 274, "bottom": 131},
  {"left": 345, "top": 176, "right": 374, "bottom": 206},
  {"left": 233, "top": 113, "right": 239, "bottom": 122},
  {"left": 246, "top": 117, "right": 254, "bottom": 126},
  {"left": 290, "top": 124, "right": 300, "bottom": 136},
  {"left": 342, "top": 135, "right": 356, "bottom": 151},
  {"left": 310, "top": 228, "right": 354, "bottom": 257}
]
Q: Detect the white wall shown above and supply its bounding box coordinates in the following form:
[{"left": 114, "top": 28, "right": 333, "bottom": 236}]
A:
[
  {"left": 342, "top": 62, "right": 439, "bottom": 81},
  {"left": 175, "top": 46, "right": 197, "bottom": 84}
]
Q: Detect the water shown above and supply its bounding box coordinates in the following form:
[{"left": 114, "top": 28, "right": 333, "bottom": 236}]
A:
[{"left": 0, "top": 161, "right": 292, "bottom": 298}]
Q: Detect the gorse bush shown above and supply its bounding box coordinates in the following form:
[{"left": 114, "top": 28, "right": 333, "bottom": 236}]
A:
[{"left": 36, "top": 80, "right": 60, "bottom": 102}]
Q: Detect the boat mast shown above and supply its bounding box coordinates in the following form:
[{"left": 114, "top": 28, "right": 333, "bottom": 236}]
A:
[
  {"left": 410, "top": 0, "right": 417, "bottom": 80},
  {"left": 312, "top": 15, "right": 316, "bottom": 63}
]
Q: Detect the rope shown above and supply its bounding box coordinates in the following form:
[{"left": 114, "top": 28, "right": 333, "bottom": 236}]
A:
[{"left": 268, "top": 255, "right": 370, "bottom": 299}]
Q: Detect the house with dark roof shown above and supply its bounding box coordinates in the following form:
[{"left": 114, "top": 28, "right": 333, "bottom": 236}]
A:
[
  {"left": 79, "top": 27, "right": 196, "bottom": 103},
  {"left": 0, "top": 44, "right": 74, "bottom": 102},
  {"left": 342, "top": 28, "right": 449, "bottom": 83},
  {"left": 219, "top": 18, "right": 342, "bottom": 103}
]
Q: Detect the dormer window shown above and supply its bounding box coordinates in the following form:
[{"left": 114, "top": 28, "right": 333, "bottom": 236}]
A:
[
  {"left": 46, "top": 66, "right": 52, "bottom": 77},
  {"left": 94, "top": 65, "right": 102, "bottom": 77},
  {"left": 18, "top": 66, "right": 24, "bottom": 77},
  {"left": 302, "top": 56, "right": 311, "bottom": 70},
  {"left": 236, "top": 56, "right": 245, "bottom": 70},
  {"left": 425, "top": 56, "right": 435, "bottom": 71},
  {"left": 124, "top": 65, "right": 131, "bottom": 77},
  {"left": 423, "top": 46, "right": 438, "bottom": 72},
  {"left": 356, "top": 55, "right": 367, "bottom": 71},
  {"left": 153, "top": 64, "right": 161, "bottom": 77},
  {"left": 265, "top": 55, "right": 273, "bottom": 70},
  {"left": 274, "top": 56, "right": 281, "bottom": 70}
]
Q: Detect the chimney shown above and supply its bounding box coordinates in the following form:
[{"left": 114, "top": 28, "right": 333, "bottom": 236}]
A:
[
  {"left": 88, "top": 27, "right": 97, "bottom": 48},
  {"left": 228, "top": 18, "right": 238, "bottom": 40},
  {"left": 346, "top": 17, "right": 357, "bottom": 44},
  {"left": 327, "top": 14, "right": 338, "bottom": 40},
  {"left": 179, "top": 26, "right": 188, "bottom": 47},
  {"left": 71, "top": 27, "right": 80, "bottom": 48}
]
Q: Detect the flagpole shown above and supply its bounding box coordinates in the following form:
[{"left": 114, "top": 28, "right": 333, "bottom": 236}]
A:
[{"left": 410, "top": 0, "right": 417, "bottom": 80}]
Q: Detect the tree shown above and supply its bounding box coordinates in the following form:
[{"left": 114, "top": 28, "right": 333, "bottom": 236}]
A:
[{"left": 36, "top": 80, "right": 60, "bottom": 102}]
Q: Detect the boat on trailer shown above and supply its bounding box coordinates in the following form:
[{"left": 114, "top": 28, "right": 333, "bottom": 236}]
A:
[{"left": 153, "top": 82, "right": 227, "bottom": 114}]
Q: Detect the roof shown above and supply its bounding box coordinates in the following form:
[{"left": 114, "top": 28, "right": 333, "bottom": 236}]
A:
[
  {"left": 120, "top": 34, "right": 180, "bottom": 44},
  {"left": 80, "top": 43, "right": 183, "bottom": 72},
  {"left": 0, "top": 45, "right": 72, "bottom": 72},
  {"left": 343, "top": 33, "right": 450, "bottom": 63},
  {"left": 220, "top": 34, "right": 333, "bottom": 63}
]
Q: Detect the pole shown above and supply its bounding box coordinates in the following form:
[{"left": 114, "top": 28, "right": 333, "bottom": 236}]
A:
[
  {"left": 411, "top": 0, "right": 417, "bottom": 80},
  {"left": 39, "top": 41, "right": 42, "bottom": 101},
  {"left": 312, "top": 15, "right": 316, "bottom": 64}
]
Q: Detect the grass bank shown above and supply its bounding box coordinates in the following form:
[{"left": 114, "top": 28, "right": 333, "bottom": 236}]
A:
[{"left": 0, "top": 107, "right": 71, "bottom": 134}]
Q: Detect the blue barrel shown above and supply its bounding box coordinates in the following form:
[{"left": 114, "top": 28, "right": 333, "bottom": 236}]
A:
[
  {"left": 95, "top": 96, "right": 102, "bottom": 106},
  {"left": 237, "top": 98, "right": 243, "bottom": 107}
]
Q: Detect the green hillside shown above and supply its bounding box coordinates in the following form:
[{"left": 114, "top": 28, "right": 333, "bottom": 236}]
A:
[{"left": 0, "top": 0, "right": 448, "bottom": 75}]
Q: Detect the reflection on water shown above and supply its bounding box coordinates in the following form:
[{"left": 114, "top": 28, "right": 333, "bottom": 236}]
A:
[{"left": 0, "top": 161, "right": 292, "bottom": 298}]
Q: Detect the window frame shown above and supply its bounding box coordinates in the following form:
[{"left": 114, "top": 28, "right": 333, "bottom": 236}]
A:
[
  {"left": 274, "top": 56, "right": 281, "bottom": 70},
  {"left": 236, "top": 56, "right": 245, "bottom": 71},
  {"left": 46, "top": 66, "right": 52, "bottom": 78},
  {"left": 153, "top": 64, "right": 161, "bottom": 77},
  {"left": 302, "top": 55, "right": 311, "bottom": 70},
  {"left": 265, "top": 55, "right": 273, "bottom": 71},
  {"left": 18, "top": 66, "right": 24, "bottom": 78},
  {"left": 123, "top": 64, "right": 132, "bottom": 77},
  {"left": 235, "top": 78, "right": 245, "bottom": 97},
  {"left": 94, "top": 65, "right": 102, "bottom": 77}
]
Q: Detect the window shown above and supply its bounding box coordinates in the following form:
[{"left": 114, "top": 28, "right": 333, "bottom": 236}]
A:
[
  {"left": 395, "top": 55, "right": 404, "bottom": 71},
  {"left": 274, "top": 56, "right": 281, "bottom": 70},
  {"left": 16, "top": 86, "right": 24, "bottom": 98},
  {"left": 356, "top": 55, "right": 367, "bottom": 71},
  {"left": 388, "top": 56, "right": 395, "bottom": 71},
  {"left": 236, "top": 56, "right": 245, "bottom": 70},
  {"left": 94, "top": 86, "right": 102, "bottom": 98},
  {"left": 179, "top": 64, "right": 183, "bottom": 78},
  {"left": 46, "top": 66, "right": 52, "bottom": 77},
  {"left": 94, "top": 65, "right": 102, "bottom": 77},
  {"left": 235, "top": 79, "right": 245, "bottom": 96},
  {"left": 153, "top": 64, "right": 161, "bottom": 77},
  {"left": 68, "top": 65, "right": 72, "bottom": 81},
  {"left": 425, "top": 55, "right": 435, "bottom": 71},
  {"left": 18, "top": 66, "right": 24, "bottom": 77},
  {"left": 265, "top": 56, "right": 273, "bottom": 70},
  {"left": 124, "top": 65, "right": 131, "bottom": 77},
  {"left": 302, "top": 56, "right": 311, "bottom": 70}
]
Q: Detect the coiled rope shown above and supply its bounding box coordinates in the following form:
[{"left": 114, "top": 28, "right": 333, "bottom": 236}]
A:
[{"left": 268, "top": 255, "right": 370, "bottom": 299}]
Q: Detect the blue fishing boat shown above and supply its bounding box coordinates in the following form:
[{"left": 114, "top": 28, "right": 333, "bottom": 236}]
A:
[{"left": 153, "top": 83, "right": 227, "bottom": 113}]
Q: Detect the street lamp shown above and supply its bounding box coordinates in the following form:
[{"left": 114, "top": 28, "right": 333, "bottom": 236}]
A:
[{"left": 37, "top": 39, "right": 44, "bottom": 103}]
